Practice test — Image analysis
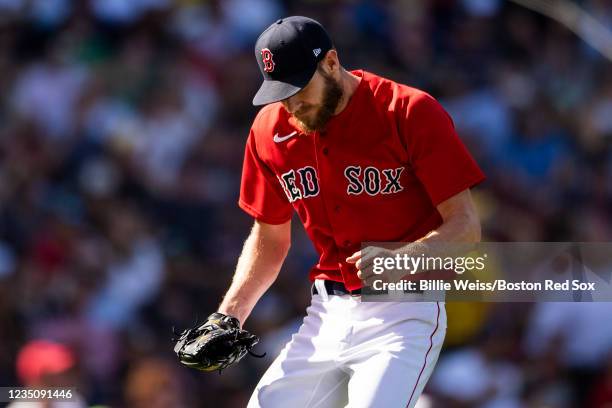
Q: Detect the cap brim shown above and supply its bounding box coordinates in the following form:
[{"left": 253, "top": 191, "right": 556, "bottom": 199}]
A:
[{"left": 252, "top": 69, "right": 315, "bottom": 106}]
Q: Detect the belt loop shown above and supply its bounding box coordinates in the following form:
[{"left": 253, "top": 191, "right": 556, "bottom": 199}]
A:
[{"left": 314, "top": 279, "right": 329, "bottom": 301}]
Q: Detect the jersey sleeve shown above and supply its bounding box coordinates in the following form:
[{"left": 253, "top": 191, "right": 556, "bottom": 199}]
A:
[
  {"left": 399, "top": 92, "right": 485, "bottom": 206},
  {"left": 238, "top": 128, "right": 293, "bottom": 224}
]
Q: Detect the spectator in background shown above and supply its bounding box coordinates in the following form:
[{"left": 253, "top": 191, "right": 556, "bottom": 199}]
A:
[
  {"left": 525, "top": 302, "right": 612, "bottom": 404},
  {"left": 8, "top": 340, "right": 87, "bottom": 408},
  {"left": 588, "top": 353, "right": 612, "bottom": 408},
  {"left": 11, "top": 38, "right": 88, "bottom": 142},
  {"left": 124, "top": 357, "right": 189, "bottom": 408},
  {"left": 429, "top": 328, "right": 523, "bottom": 408},
  {"left": 86, "top": 203, "right": 164, "bottom": 330}
]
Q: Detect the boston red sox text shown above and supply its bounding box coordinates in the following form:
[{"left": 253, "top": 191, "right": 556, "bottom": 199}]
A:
[{"left": 379, "top": 279, "right": 597, "bottom": 291}]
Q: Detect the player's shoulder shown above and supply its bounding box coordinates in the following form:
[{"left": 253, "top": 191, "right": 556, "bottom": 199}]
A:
[
  {"left": 253, "top": 102, "right": 285, "bottom": 131},
  {"left": 360, "top": 70, "right": 440, "bottom": 110},
  {"left": 250, "top": 102, "right": 289, "bottom": 142},
  {"left": 248, "top": 102, "right": 299, "bottom": 159}
]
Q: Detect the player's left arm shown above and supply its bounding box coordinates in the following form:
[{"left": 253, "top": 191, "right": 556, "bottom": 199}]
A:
[
  {"left": 347, "top": 188, "right": 481, "bottom": 282},
  {"left": 348, "top": 90, "right": 485, "bottom": 283},
  {"left": 417, "top": 188, "right": 480, "bottom": 244}
]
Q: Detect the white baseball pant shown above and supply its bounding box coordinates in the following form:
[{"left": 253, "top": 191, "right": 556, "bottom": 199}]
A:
[{"left": 247, "top": 279, "right": 446, "bottom": 408}]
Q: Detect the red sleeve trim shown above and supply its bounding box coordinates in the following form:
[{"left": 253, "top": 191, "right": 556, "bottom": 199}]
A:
[
  {"left": 238, "top": 199, "right": 293, "bottom": 225},
  {"left": 430, "top": 173, "right": 486, "bottom": 206}
]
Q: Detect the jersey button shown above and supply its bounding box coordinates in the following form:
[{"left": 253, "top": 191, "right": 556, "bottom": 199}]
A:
[
  {"left": 334, "top": 205, "right": 341, "bottom": 212},
  {"left": 322, "top": 147, "right": 329, "bottom": 155},
  {"left": 343, "top": 240, "right": 351, "bottom": 247}
]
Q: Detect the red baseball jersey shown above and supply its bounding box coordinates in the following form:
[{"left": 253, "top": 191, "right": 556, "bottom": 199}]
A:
[{"left": 239, "top": 70, "right": 485, "bottom": 290}]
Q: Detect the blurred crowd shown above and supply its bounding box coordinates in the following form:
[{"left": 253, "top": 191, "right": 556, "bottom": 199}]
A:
[{"left": 0, "top": 0, "right": 612, "bottom": 407}]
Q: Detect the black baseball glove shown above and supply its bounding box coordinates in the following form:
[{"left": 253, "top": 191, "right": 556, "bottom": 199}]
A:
[{"left": 173, "top": 312, "right": 263, "bottom": 373}]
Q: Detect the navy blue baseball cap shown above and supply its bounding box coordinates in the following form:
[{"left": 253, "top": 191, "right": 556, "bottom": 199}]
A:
[{"left": 252, "top": 16, "right": 333, "bottom": 106}]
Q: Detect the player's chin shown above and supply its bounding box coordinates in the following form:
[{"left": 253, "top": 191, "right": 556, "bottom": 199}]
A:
[
  {"left": 295, "top": 120, "right": 317, "bottom": 133},
  {"left": 294, "top": 114, "right": 313, "bottom": 127},
  {"left": 300, "top": 118, "right": 327, "bottom": 132}
]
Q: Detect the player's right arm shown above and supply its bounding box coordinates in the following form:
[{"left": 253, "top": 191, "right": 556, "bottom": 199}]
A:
[
  {"left": 218, "top": 218, "right": 291, "bottom": 326},
  {"left": 226, "top": 114, "right": 294, "bottom": 324}
]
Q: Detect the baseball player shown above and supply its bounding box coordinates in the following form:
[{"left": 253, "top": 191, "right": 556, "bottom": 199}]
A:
[{"left": 174, "top": 16, "right": 484, "bottom": 408}]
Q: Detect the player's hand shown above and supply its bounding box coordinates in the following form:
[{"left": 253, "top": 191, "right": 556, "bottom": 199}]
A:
[
  {"left": 346, "top": 246, "right": 398, "bottom": 286},
  {"left": 173, "top": 313, "right": 263, "bottom": 374}
]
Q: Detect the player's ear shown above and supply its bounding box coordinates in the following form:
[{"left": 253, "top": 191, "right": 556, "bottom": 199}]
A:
[{"left": 320, "top": 49, "right": 339, "bottom": 75}]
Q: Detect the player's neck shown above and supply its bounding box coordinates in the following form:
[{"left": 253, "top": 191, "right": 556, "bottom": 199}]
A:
[{"left": 334, "top": 69, "right": 361, "bottom": 115}]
